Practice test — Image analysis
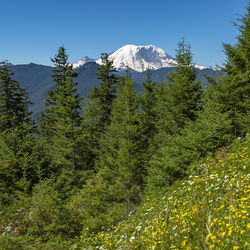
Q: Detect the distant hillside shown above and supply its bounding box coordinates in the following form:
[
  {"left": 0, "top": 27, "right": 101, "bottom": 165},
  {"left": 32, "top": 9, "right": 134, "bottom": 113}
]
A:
[
  {"left": 9, "top": 62, "right": 221, "bottom": 120},
  {"left": 9, "top": 62, "right": 100, "bottom": 121}
]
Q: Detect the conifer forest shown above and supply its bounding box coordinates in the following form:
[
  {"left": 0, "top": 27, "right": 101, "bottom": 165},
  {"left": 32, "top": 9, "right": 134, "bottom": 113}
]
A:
[{"left": 0, "top": 4, "right": 249, "bottom": 249}]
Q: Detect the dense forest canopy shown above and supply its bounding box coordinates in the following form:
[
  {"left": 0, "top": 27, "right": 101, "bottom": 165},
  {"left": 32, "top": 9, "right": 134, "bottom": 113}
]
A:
[{"left": 0, "top": 3, "right": 249, "bottom": 249}]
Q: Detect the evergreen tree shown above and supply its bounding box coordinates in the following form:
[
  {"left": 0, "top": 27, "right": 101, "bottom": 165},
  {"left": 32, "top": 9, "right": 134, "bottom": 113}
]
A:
[
  {"left": 40, "top": 46, "right": 81, "bottom": 137},
  {"left": 140, "top": 70, "right": 157, "bottom": 144},
  {"left": 147, "top": 40, "right": 203, "bottom": 189},
  {"left": 40, "top": 46, "right": 82, "bottom": 192},
  {"left": 148, "top": 104, "right": 232, "bottom": 190},
  {"left": 0, "top": 63, "right": 45, "bottom": 204},
  {"left": 206, "top": 4, "right": 250, "bottom": 136},
  {"left": 156, "top": 39, "right": 202, "bottom": 139},
  {"left": 97, "top": 72, "right": 145, "bottom": 209},
  {"left": 83, "top": 53, "right": 118, "bottom": 131},
  {"left": 79, "top": 53, "right": 118, "bottom": 170},
  {"left": 95, "top": 53, "right": 118, "bottom": 127},
  {"left": 0, "top": 63, "right": 33, "bottom": 134},
  {"left": 66, "top": 73, "right": 145, "bottom": 234}
]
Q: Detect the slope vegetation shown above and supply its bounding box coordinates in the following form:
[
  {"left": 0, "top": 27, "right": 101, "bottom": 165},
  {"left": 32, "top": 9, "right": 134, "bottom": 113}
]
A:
[{"left": 76, "top": 136, "right": 250, "bottom": 249}]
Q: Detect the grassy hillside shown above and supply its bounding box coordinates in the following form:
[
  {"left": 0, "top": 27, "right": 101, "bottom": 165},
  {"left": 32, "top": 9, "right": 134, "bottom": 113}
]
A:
[{"left": 75, "top": 136, "right": 250, "bottom": 249}]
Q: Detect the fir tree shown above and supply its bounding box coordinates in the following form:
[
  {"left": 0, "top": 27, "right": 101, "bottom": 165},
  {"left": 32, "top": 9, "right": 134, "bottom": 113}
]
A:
[
  {"left": 140, "top": 70, "right": 157, "bottom": 144},
  {"left": 147, "top": 40, "right": 203, "bottom": 189},
  {"left": 83, "top": 53, "right": 118, "bottom": 131},
  {"left": 40, "top": 46, "right": 81, "bottom": 137},
  {"left": 79, "top": 53, "right": 118, "bottom": 170},
  {"left": 95, "top": 53, "right": 118, "bottom": 127},
  {"left": 156, "top": 39, "right": 202, "bottom": 139},
  {"left": 0, "top": 63, "right": 33, "bottom": 134},
  {"left": 97, "top": 72, "right": 145, "bottom": 210},
  {"left": 0, "top": 63, "right": 44, "bottom": 204},
  {"left": 40, "top": 46, "right": 82, "bottom": 192},
  {"left": 66, "top": 73, "right": 145, "bottom": 234},
  {"left": 206, "top": 4, "right": 250, "bottom": 136}
]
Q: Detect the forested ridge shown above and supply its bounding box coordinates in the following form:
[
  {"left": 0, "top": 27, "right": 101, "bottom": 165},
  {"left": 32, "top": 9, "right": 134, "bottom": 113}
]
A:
[{"left": 0, "top": 4, "right": 249, "bottom": 249}]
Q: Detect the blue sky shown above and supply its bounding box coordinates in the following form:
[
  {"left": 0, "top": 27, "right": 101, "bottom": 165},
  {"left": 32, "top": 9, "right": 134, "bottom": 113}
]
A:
[{"left": 0, "top": 0, "right": 248, "bottom": 67}]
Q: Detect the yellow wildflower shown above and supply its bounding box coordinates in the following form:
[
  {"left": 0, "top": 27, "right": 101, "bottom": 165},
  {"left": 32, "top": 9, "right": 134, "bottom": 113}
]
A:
[
  {"left": 228, "top": 229, "right": 233, "bottom": 236},
  {"left": 182, "top": 240, "right": 187, "bottom": 247},
  {"left": 233, "top": 246, "right": 240, "bottom": 250},
  {"left": 207, "top": 233, "right": 212, "bottom": 238},
  {"left": 220, "top": 232, "right": 226, "bottom": 238}
]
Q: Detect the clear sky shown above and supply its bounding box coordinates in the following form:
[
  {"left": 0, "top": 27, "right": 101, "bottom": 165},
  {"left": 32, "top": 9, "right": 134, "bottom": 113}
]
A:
[{"left": 0, "top": 0, "right": 248, "bottom": 67}]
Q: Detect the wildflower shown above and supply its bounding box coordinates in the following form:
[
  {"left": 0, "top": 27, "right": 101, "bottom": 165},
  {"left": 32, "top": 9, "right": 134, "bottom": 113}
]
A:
[
  {"left": 220, "top": 232, "right": 226, "bottom": 238},
  {"left": 233, "top": 246, "right": 240, "bottom": 250},
  {"left": 228, "top": 229, "right": 233, "bottom": 236},
  {"left": 210, "top": 235, "right": 216, "bottom": 243},
  {"left": 181, "top": 240, "right": 187, "bottom": 247},
  {"left": 207, "top": 233, "right": 212, "bottom": 238}
]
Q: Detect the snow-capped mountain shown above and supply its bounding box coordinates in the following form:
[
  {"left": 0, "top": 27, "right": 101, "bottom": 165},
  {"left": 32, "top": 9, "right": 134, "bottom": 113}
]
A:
[
  {"left": 72, "top": 44, "right": 210, "bottom": 72},
  {"left": 72, "top": 56, "right": 95, "bottom": 69},
  {"left": 96, "top": 44, "right": 177, "bottom": 72}
]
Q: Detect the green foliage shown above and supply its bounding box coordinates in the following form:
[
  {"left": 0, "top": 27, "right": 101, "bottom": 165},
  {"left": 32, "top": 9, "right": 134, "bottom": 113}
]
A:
[
  {"left": 97, "top": 72, "right": 145, "bottom": 207},
  {"left": 23, "top": 181, "right": 75, "bottom": 242},
  {"left": 156, "top": 39, "right": 202, "bottom": 138},
  {"left": 67, "top": 175, "right": 127, "bottom": 236},
  {"left": 64, "top": 72, "right": 147, "bottom": 236},
  {"left": 148, "top": 104, "right": 233, "bottom": 189},
  {"left": 0, "top": 132, "right": 50, "bottom": 206},
  {"left": 70, "top": 73, "right": 146, "bottom": 235},
  {"left": 95, "top": 53, "right": 118, "bottom": 127},
  {"left": 79, "top": 53, "right": 118, "bottom": 170},
  {"left": 206, "top": 4, "right": 250, "bottom": 137},
  {"left": 77, "top": 136, "right": 250, "bottom": 249},
  {"left": 0, "top": 63, "right": 34, "bottom": 134},
  {"left": 0, "top": 63, "right": 40, "bottom": 205},
  {"left": 0, "top": 133, "right": 17, "bottom": 204},
  {"left": 40, "top": 46, "right": 81, "bottom": 137},
  {"left": 140, "top": 70, "right": 157, "bottom": 152},
  {"left": 1, "top": 5, "right": 249, "bottom": 248},
  {"left": 40, "top": 46, "right": 83, "bottom": 194},
  {"left": 149, "top": 40, "right": 203, "bottom": 188}
]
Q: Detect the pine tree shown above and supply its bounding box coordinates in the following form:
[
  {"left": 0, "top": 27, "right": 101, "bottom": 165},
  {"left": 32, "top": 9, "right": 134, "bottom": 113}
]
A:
[
  {"left": 147, "top": 40, "right": 203, "bottom": 189},
  {"left": 140, "top": 70, "right": 157, "bottom": 144},
  {"left": 40, "top": 46, "right": 82, "bottom": 191},
  {"left": 79, "top": 53, "right": 118, "bottom": 170},
  {"left": 83, "top": 53, "right": 118, "bottom": 130},
  {"left": 206, "top": 4, "right": 250, "bottom": 136},
  {"left": 97, "top": 72, "right": 145, "bottom": 210},
  {"left": 0, "top": 63, "right": 45, "bottom": 204},
  {"left": 66, "top": 73, "right": 145, "bottom": 234},
  {"left": 0, "top": 63, "right": 33, "bottom": 134},
  {"left": 95, "top": 53, "right": 118, "bottom": 127},
  {"left": 156, "top": 39, "right": 202, "bottom": 138},
  {"left": 40, "top": 46, "right": 81, "bottom": 137}
]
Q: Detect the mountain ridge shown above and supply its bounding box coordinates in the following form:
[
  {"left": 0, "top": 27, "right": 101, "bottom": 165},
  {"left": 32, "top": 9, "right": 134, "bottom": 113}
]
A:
[
  {"left": 72, "top": 44, "right": 212, "bottom": 71},
  {"left": 8, "top": 62, "right": 220, "bottom": 121}
]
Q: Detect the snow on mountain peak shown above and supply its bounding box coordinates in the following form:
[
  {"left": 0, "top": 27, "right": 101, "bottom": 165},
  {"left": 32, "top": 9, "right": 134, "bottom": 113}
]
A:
[
  {"left": 72, "top": 44, "right": 210, "bottom": 72},
  {"left": 96, "top": 44, "right": 177, "bottom": 72},
  {"left": 72, "top": 56, "right": 95, "bottom": 69}
]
